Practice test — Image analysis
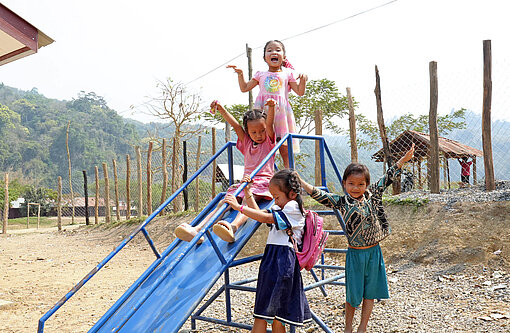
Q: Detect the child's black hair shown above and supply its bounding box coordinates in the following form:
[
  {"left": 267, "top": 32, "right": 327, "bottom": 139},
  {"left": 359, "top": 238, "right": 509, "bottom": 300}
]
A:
[
  {"left": 343, "top": 163, "right": 371, "bottom": 185},
  {"left": 242, "top": 108, "right": 266, "bottom": 134},
  {"left": 263, "top": 40, "right": 286, "bottom": 57},
  {"left": 270, "top": 168, "right": 305, "bottom": 216}
]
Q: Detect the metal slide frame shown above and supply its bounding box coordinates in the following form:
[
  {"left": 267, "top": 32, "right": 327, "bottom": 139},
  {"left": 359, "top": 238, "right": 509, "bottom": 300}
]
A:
[
  {"left": 189, "top": 133, "right": 349, "bottom": 332},
  {"left": 38, "top": 133, "right": 348, "bottom": 333}
]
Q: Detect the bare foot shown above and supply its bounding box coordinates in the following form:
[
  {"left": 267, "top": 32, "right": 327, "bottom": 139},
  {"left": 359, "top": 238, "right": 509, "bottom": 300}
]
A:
[
  {"left": 174, "top": 223, "right": 204, "bottom": 244},
  {"left": 212, "top": 220, "right": 238, "bottom": 243}
]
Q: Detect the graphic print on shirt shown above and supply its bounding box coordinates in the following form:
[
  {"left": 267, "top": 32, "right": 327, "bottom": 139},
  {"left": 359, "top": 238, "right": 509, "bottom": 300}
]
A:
[{"left": 264, "top": 73, "right": 283, "bottom": 93}]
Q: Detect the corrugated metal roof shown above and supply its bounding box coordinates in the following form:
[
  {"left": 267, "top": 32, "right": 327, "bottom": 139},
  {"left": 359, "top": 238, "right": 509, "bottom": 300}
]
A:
[{"left": 372, "top": 130, "right": 483, "bottom": 162}]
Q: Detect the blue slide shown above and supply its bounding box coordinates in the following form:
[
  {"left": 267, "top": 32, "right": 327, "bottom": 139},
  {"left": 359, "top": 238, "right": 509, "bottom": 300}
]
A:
[{"left": 89, "top": 195, "right": 273, "bottom": 332}]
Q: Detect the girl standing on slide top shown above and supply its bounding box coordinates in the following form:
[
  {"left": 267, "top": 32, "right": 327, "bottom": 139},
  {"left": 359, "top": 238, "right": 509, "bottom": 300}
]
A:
[
  {"left": 225, "top": 169, "right": 312, "bottom": 332},
  {"left": 227, "top": 39, "right": 307, "bottom": 168},
  {"left": 298, "top": 144, "right": 415, "bottom": 333},
  {"left": 174, "top": 99, "right": 276, "bottom": 244}
]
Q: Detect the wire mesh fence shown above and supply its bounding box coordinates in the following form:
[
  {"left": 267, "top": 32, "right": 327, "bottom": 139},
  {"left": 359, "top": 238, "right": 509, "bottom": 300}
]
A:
[{"left": 6, "top": 44, "right": 509, "bottom": 228}]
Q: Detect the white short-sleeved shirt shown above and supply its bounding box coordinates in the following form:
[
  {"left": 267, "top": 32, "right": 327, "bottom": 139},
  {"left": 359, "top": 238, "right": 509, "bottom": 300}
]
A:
[{"left": 266, "top": 200, "right": 305, "bottom": 248}]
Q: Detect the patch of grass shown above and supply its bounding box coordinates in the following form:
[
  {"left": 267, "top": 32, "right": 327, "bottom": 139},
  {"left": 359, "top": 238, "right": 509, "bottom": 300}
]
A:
[
  {"left": 7, "top": 216, "right": 57, "bottom": 229},
  {"left": 383, "top": 196, "right": 430, "bottom": 207}
]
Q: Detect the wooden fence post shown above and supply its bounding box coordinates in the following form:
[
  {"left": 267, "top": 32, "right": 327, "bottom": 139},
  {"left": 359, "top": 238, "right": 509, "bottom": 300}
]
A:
[
  {"left": 428, "top": 61, "right": 440, "bottom": 193},
  {"left": 136, "top": 146, "right": 143, "bottom": 217},
  {"left": 246, "top": 43, "right": 253, "bottom": 111},
  {"left": 160, "top": 139, "right": 168, "bottom": 215},
  {"left": 102, "top": 162, "right": 111, "bottom": 223},
  {"left": 212, "top": 128, "right": 217, "bottom": 199},
  {"left": 113, "top": 159, "right": 120, "bottom": 221},
  {"left": 83, "top": 170, "right": 89, "bottom": 225},
  {"left": 374, "top": 66, "right": 400, "bottom": 194},
  {"left": 195, "top": 136, "right": 202, "bottom": 212},
  {"left": 66, "top": 121, "right": 75, "bottom": 224},
  {"left": 58, "top": 176, "right": 62, "bottom": 231},
  {"left": 472, "top": 157, "right": 477, "bottom": 185},
  {"left": 183, "top": 140, "right": 189, "bottom": 210},
  {"left": 126, "top": 154, "right": 131, "bottom": 220},
  {"left": 347, "top": 87, "right": 358, "bottom": 163},
  {"left": 482, "top": 40, "right": 495, "bottom": 191},
  {"left": 3, "top": 173, "right": 8, "bottom": 234},
  {"left": 147, "top": 141, "right": 153, "bottom": 215},
  {"left": 314, "top": 109, "right": 323, "bottom": 186},
  {"left": 94, "top": 166, "right": 99, "bottom": 224}
]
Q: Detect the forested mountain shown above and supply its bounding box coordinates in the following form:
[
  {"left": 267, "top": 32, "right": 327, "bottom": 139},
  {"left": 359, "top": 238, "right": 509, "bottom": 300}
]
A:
[{"left": 0, "top": 84, "right": 142, "bottom": 186}]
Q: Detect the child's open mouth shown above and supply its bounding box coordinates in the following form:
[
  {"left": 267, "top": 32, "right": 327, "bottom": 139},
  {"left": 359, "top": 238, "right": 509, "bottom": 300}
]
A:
[{"left": 271, "top": 56, "right": 279, "bottom": 63}]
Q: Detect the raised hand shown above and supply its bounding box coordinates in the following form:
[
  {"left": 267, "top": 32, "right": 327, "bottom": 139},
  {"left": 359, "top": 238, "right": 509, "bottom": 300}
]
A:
[
  {"left": 265, "top": 98, "right": 276, "bottom": 107},
  {"left": 226, "top": 65, "right": 243, "bottom": 76}
]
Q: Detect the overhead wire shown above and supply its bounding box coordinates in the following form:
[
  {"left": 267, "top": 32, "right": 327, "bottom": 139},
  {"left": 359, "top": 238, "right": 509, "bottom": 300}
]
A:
[{"left": 185, "top": 0, "right": 398, "bottom": 86}]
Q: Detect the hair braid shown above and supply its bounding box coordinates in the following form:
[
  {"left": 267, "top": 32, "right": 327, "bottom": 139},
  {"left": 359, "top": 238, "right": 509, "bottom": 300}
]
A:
[{"left": 270, "top": 169, "right": 305, "bottom": 216}]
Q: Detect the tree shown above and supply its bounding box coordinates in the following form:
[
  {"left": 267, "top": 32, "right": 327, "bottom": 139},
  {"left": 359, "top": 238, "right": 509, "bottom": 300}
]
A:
[
  {"left": 146, "top": 78, "right": 204, "bottom": 211},
  {"left": 289, "top": 79, "right": 351, "bottom": 134},
  {"left": 357, "top": 108, "right": 467, "bottom": 150},
  {"left": 20, "top": 185, "right": 57, "bottom": 216}
]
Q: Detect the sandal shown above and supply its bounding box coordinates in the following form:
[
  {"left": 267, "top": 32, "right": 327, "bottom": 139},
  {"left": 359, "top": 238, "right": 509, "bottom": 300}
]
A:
[
  {"left": 212, "top": 221, "right": 238, "bottom": 243},
  {"left": 174, "top": 223, "right": 204, "bottom": 244}
]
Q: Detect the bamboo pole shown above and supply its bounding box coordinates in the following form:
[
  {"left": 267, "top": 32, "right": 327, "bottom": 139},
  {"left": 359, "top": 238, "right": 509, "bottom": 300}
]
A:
[
  {"left": 314, "top": 109, "right": 323, "bottom": 186},
  {"left": 66, "top": 121, "right": 75, "bottom": 224},
  {"left": 136, "top": 146, "right": 143, "bottom": 217},
  {"left": 147, "top": 141, "right": 153, "bottom": 215},
  {"left": 37, "top": 204, "right": 40, "bottom": 229},
  {"left": 473, "top": 157, "right": 477, "bottom": 185},
  {"left": 246, "top": 43, "right": 253, "bottom": 110},
  {"left": 58, "top": 176, "right": 62, "bottom": 231},
  {"left": 171, "top": 138, "right": 177, "bottom": 212},
  {"left": 195, "top": 136, "right": 202, "bottom": 212},
  {"left": 374, "top": 65, "right": 399, "bottom": 194},
  {"left": 428, "top": 61, "right": 440, "bottom": 193},
  {"left": 103, "top": 163, "right": 111, "bottom": 223},
  {"left": 94, "top": 166, "right": 99, "bottom": 224},
  {"left": 126, "top": 154, "right": 131, "bottom": 220},
  {"left": 183, "top": 140, "right": 189, "bottom": 211},
  {"left": 482, "top": 40, "right": 495, "bottom": 191},
  {"left": 346, "top": 87, "right": 358, "bottom": 163},
  {"left": 212, "top": 128, "right": 217, "bottom": 199},
  {"left": 3, "top": 173, "right": 8, "bottom": 234},
  {"left": 160, "top": 139, "right": 168, "bottom": 215},
  {"left": 83, "top": 170, "right": 89, "bottom": 225},
  {"left": 113, "top": 159, "right": 120, "bottom": 221}
]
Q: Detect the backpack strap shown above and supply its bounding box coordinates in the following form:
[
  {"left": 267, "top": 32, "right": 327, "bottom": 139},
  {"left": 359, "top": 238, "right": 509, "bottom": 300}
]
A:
[{"left": 270, "top": 209, "right": 298, "bottom": 252}]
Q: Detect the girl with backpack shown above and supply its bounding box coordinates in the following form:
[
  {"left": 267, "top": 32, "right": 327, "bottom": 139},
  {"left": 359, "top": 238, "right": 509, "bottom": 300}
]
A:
[
  {"left": 297, "top": 144, "right": 415, "bottom": 333},
  {"left": 224, "top": 169, "right": 312, "bottom": 332}
]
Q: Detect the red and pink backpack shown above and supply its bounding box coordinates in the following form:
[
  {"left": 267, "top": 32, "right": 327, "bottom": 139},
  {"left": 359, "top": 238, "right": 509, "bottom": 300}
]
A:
[{"left": 279, "top": 210, "right": 329, "bottom": 271}]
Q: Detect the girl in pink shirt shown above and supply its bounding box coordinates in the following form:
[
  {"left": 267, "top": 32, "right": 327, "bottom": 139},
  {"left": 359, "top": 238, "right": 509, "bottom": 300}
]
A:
[
  {"left": 174, "top": 99, "right": 276, "bottom": 243},
  {"left": 227, "top": 40, "right": 307, "bottom": 168}
]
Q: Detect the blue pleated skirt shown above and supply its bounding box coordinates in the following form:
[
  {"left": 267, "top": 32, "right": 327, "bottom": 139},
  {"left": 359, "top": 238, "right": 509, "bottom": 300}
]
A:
[{"left": 253, "top": 244, "right": 312, "bottom": 326}]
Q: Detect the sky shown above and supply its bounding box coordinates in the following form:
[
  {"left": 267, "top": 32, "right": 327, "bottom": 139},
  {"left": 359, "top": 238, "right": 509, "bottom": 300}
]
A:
[{"left": 1, "top": 0, "right": 510, "bottom": 126}]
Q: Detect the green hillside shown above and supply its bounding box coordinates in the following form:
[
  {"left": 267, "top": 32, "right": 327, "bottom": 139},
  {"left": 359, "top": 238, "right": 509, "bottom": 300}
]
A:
[{"left": 0, "top": 84, "right": 142, "bottom": 187}]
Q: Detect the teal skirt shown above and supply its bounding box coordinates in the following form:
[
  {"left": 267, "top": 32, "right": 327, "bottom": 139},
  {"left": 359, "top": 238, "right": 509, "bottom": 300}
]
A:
[{"left": 345, "top": 244, "right": 389, "bottom": 308}]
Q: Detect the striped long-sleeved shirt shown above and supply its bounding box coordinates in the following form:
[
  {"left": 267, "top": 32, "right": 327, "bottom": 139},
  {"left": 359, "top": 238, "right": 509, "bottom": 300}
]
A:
[{"left": 310, "top": 165, "right": 401, "bottom": 247}]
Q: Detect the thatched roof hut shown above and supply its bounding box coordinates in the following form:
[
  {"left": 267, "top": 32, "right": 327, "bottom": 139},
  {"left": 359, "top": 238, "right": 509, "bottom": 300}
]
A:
[{"left": 371, "top": 130, "right": 483, "bottom": 162}]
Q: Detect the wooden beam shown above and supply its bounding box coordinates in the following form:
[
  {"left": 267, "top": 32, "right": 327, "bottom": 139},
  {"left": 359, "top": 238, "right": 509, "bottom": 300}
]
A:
[
  {"left": 428, "top": 61, "right": 440, "bottom": 193},
  {"left": 482, "top": 40, "right": 495, "bottom": 191}
]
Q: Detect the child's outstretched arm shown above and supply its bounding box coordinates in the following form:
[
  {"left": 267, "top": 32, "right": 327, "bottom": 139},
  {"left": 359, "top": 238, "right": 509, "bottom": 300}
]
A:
[
  {"left": 210, "top": 100, "right": 245, "bottom": 141},
  {"left": 224, "top": 193, "right": 274, "bottom": 224},
  {"left": 289, "top": 74, "right": 308, "bottom": 96},
  {"left": 227, "top": 65, "right": 258, "bottom": 92},
  {"left": 265, "top": 99, "right": 276, "bottom": 140},
  {"left": 396, "top": 143, "right": 415, "bottom": 169}
]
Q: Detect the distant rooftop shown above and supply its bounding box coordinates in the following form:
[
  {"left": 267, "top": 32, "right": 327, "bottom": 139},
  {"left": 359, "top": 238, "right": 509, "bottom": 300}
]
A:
[{"left": 0, "top": 3, "right": 54, "bottom": 66}]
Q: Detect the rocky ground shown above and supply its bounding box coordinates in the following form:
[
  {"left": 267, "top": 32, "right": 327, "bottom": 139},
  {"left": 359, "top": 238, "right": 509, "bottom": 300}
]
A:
[{"left": 0, "top": 183, "right": 509, "bottom": 332}]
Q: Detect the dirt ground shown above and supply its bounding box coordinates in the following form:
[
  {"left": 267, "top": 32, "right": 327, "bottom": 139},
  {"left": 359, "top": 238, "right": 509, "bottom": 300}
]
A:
[{"left": 0, "top": 201, "right": 509, "bottom": 332}]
